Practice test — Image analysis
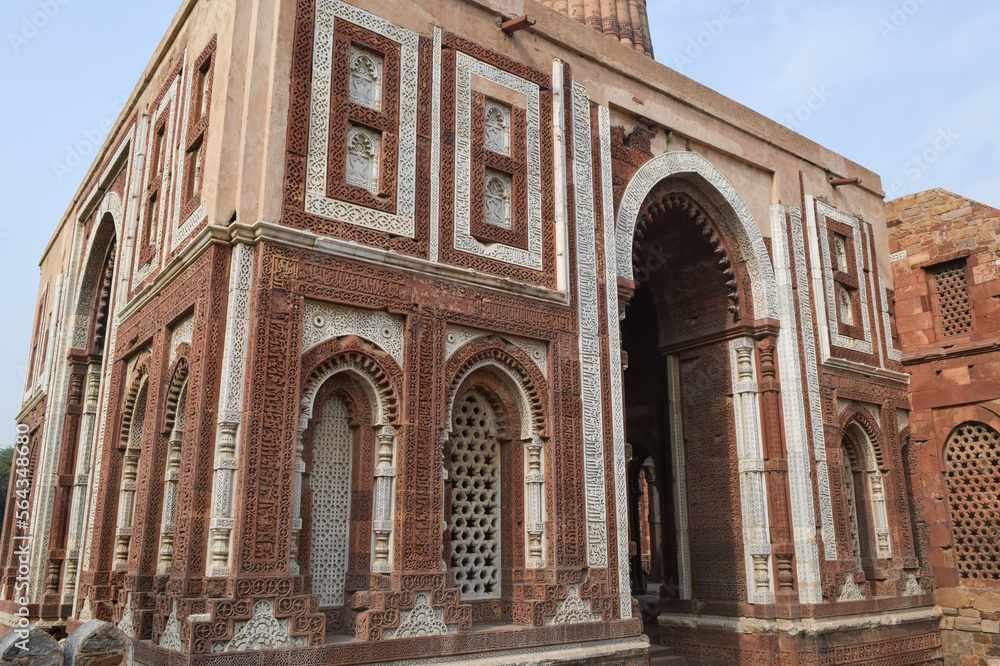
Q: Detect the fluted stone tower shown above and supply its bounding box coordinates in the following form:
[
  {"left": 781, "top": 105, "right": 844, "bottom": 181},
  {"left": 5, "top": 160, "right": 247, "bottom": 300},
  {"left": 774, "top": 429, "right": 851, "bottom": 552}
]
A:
[{"left": 539, "top": 0, "right": 654, "bottom": 56}]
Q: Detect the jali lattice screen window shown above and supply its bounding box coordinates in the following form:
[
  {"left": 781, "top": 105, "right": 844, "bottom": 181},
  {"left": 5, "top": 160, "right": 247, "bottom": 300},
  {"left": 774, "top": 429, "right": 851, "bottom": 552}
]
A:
[
  {"left": 929, "top": 260, "right": 974, "bottom": 337},
  {"left": 944, "top": 422, "right": 1000, "bottom": 583}
]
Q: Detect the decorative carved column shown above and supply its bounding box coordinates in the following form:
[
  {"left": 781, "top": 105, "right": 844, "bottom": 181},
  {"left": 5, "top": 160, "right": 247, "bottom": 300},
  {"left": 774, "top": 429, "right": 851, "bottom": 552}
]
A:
[
  {"left": 207, "top": 243, "right": 255, "bottom": 577},
  {"left": 114, "top": 448, "right": 140, "bottom": 570},
  {"left": 523, "top": 436, "right": 545, "bottom": 569},
  {"left": 869, "top": 469, "right": 892, "bottom": 559},
  {"left": 755, "top": 335, "right": 796, "bottom": 598},
  {"left": 157, "top": 407, "right": 184, "bottom": 574},
  {"left": 371, "top": 425, "right": 396, "bottom": 573},
  {"left": 289, "top": 428, "right": 306, "bottom": 575},
  {"left": 729, "top": 337, "right": 774, "bottom": 604}
]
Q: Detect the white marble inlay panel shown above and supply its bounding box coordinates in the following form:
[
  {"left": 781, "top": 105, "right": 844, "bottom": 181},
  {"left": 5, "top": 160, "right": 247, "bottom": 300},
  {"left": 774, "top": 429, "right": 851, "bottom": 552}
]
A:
[
  {"left": 453, "top": 51, "right": 542, "bottom": 270},
  {"left": 445, "top": 324, "right": 547, "bottom": 377},
  {"left": 570, "top": 82, "right": 609, "bottom": 571},
  {"left": 810, "top": 199, "right": 874, "bottom": 357},
  {"left": 169, "top": 313, "right": 194, "bottom": 365},
  {"left": 302, "top": 300, "right": 405, "bottom": 366},
  {"left": 306, "top": 0, "right": 418, "bottom": 237},
  {"left": 599, "top": 105, "right": 633, "bottom": 618}
]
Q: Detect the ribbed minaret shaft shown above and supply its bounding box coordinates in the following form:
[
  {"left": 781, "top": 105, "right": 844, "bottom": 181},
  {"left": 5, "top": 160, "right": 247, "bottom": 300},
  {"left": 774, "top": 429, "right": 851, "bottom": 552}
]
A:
[{"left": 541, "top": 0, "right": 653, "bottom": 56}]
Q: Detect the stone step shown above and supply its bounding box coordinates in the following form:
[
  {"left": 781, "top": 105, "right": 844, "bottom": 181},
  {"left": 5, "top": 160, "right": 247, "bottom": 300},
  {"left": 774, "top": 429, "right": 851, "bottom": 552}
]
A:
[{"left": 648, "top": 643, "right": 686, "bottom": 665}]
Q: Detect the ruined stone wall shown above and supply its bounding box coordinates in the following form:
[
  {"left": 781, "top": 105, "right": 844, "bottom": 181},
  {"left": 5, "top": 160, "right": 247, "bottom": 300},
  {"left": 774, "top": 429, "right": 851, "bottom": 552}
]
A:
[{"left": 888, "top": 188, "right": 1000, "bottom": 666}]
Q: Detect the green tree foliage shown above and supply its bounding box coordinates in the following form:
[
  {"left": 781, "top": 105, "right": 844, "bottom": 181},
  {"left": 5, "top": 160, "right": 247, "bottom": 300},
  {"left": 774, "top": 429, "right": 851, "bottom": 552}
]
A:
[{"left": 0, "top": 447, "right": 13, "bottom": 523}]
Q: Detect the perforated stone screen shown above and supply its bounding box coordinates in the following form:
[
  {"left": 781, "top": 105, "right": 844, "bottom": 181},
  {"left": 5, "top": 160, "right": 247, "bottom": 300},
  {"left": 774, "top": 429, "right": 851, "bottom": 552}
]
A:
[
  {"left": 310, "top": 395, "right": 353, "bottom": 606},
  {"left": 930, "top": 261, "right": 973, "bottom": 337},
  {"left": 944, "top": 422, "right": 1000, "bottom": 583},
  {"left": 449, "top": 392, "right": 501, "bottom": 600}
]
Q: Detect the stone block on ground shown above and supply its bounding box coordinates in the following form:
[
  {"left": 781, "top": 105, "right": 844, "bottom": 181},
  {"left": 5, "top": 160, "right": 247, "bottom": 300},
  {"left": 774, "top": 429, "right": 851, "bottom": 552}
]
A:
[
  {"left": 63, "top": 621, "right": 128, "bottom": 666},
  {"left": 0, "top": 627, "right": 62, "bottom": 666}
]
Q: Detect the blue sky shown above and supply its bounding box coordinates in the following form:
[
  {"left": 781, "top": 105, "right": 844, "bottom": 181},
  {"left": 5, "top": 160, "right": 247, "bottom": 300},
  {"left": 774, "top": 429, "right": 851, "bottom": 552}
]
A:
[{"left": 0, "top": 0, "right": 996, "bottom": 426}]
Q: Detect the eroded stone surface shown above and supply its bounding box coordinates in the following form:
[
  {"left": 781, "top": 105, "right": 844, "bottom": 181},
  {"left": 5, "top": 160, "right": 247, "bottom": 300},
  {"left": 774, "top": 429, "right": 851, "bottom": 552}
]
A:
[
  {"left": 63, "top": 621, "right": 127, "bottom": 666},
  {"left": 0, "top": 627, "right": 62, "bottom": 666}
]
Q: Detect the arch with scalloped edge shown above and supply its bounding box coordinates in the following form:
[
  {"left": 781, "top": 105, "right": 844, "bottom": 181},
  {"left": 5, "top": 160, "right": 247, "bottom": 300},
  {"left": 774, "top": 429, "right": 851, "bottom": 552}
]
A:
[{"left": 615, "top": 151, "right": 778, "bottom": 320}]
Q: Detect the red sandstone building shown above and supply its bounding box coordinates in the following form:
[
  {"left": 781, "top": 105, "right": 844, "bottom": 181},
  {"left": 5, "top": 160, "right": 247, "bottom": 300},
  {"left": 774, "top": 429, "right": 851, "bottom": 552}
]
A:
[
  {"left": 0, "top": 0, "right": 949, "bottom": 663},
  {"left": 887, "top": 189, "right": 1000, "bottom": 665}
]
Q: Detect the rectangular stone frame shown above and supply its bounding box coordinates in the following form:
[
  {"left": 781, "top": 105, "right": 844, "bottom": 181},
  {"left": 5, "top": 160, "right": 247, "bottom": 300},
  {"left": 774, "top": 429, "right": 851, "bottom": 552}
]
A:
[
  {"left": 805, "top": 198, "right": 874, "bottom": 359},
  {"left": 305, "top": 0, "right": 418, "bottom": 237},
  {"left": 453, "top": 52, "right": 542, "bottom": 270}
]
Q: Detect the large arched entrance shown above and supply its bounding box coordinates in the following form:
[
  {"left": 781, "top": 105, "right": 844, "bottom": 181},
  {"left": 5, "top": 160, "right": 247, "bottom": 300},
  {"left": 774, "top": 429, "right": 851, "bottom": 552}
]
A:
[
  {"left": 622, "top": 180, "right": 749, "bottom": 612},
  {"left": 614, "top": 151, "right": 793, "bottom": 637}
]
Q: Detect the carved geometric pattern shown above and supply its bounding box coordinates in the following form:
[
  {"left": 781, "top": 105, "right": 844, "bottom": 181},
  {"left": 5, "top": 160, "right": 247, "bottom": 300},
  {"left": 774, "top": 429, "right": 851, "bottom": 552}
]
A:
[
  {"left": 571, "top": 83, "right": 608, "bottom": 570},
  {"left": 880, "top": 277, "right": 903, "bottom": 362},
  {"left": 310, "top": 394, "right": 353, "bottom": 606},
  {"left": 169, "top": 313, "right": 194, "bottom": 365},
  {"left": 306, "top": 0, "right": 418, "bottom": 236},
  {"left": 159, "top": 611, "right": 182, "bottom": 651},
  {"left": 728, "top": 337, "right": 774, "bottom": 604},
  {"left": 929, "top": 261, "right": 973, "bottom": 337},
  {"left": 214, "top": 599, "right": 306, "bottom": 652},
  {"left": 348, "top": 45, "right": 383, "bottom": 111},
  {"left": 429, "top": 27, "right": 442, "bottom": 262},
  {"left": 133, "top": 66, "right": 182, "bottom": 289},
  {"left": 449, "top": 391, "right": 501, "bottom": 600},
  {"left": 302, "top": 300, "right": 405, "bottom": 365},
  {"left": 599, "top": 105, "right": 634, "bottom": 617},
  {"left": 546, "top": 585, "right": 601, "bottom": 625},
  {"left": 175, "top": 37, "right": 217, "bottom": 251},
  {"left": 218, "top": 244, "right": 255, "bottom": 422},
  {"left": 616, "top": 151, "right": 779, "bottom": 320},
  {"left": 837, "top": 572, "right": 865, "bottom": 602},
  {"left": 810, "top": 200, "right": 874, "bottom": 357},
  {"left": 444, "top": 325, "right": 547, "bottom": 377},
  {"left": 453, "top": 51, "right": 542, "bottom": 269},
  {"left": 944, "top": 422, "right": 1000, "bottom": 583},
  {"left": 385, "top": 592, "right": 452, "bottom": 638},
  {"left": 772, "top": 205, "right": 837, "bottom": 568},
  {"left": 903, "top": 573, "right": 925, "bottom": 596}
]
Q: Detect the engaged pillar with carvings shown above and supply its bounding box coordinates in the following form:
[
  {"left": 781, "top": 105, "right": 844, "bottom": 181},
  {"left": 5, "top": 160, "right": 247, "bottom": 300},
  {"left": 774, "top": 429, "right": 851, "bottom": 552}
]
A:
[
  {"left": 371, "top": 425, "right": 396, "bottom": 572},
  {"left": 62, "top": 363, "right": 104, "bottom": 605},
  {"left": 208, "top": 243, "right": 255, "bottom": 577},
  {"left": 755, "top": 334, "right": 797, "bottom": 598},
  {"left": 729, "top": 337, "right": 775, "bottom": 604}
]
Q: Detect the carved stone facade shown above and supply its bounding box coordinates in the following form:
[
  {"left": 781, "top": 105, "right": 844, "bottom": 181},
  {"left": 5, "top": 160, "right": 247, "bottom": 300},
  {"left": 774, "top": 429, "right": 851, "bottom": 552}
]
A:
[{"left": 2, "top": 0, "right": 945, "bottom": 664}]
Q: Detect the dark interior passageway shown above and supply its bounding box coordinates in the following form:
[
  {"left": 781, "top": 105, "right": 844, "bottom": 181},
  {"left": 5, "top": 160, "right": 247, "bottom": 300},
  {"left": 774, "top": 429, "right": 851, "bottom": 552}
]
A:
[{"left": 622, "top": 183, "right": 747, "bottom": 622}]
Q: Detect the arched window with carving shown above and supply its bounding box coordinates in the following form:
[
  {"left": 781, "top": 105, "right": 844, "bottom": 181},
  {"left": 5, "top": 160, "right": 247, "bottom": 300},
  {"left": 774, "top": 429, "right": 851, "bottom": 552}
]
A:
[
  {"left": 114, "top": 377, "right": 149, "bottom": 570},
  {"left": 448, "top": 390, "right": 504, "bottom": 600},
  {"left": 296, "top": 366, "right": 393, "bottom": 637},
  {"left": 841, "top": 420, "right": 892, "bottom": 573},
  {"left": 484, "top": 100, "right": 510, "bottom": 155},
  {"left": 348, "top": 46, "right": 383, "bottom": 111},
  {"left": 483, "top": 172, "right": 512, "bottom": 230},
  {"left": 944, "top": 422, "right": 1000, "bottom": 584},
  {"left": 443, "top": 356, "right": 547, "bottom": 625},
  {"left": 156, "top": 362, "right": 188, "bottom": 575}
]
